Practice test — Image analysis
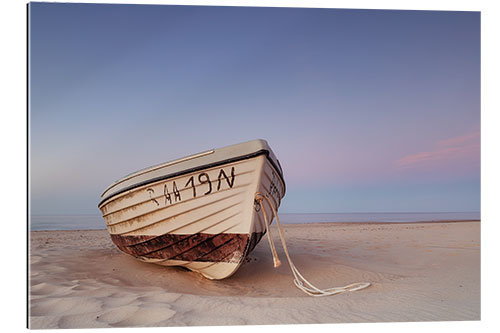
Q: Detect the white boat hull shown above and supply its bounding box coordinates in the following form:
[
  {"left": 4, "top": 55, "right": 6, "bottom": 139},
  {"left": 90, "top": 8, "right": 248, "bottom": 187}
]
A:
[{"left": 99, "top": 151, "right": 285, "bottom": 279}]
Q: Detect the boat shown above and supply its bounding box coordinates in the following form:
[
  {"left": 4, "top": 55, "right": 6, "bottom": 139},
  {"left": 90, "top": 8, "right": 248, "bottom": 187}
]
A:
[{"left": 98, "top": 139, "right": 286, "bottom": 280}]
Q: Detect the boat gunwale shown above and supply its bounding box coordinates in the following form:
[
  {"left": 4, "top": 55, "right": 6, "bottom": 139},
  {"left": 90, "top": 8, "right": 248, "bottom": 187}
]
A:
[
  {"left": 99, "top": 149, "right": 285, "bottom": 208},
  {"left": 101, "top": 149, "right": 216, "bottom": 198}
]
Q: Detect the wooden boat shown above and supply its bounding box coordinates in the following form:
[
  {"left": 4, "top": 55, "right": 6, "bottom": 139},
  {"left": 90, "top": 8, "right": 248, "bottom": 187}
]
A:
[{"left": 98, "top": 139, "right": 286, "bottom": 280}]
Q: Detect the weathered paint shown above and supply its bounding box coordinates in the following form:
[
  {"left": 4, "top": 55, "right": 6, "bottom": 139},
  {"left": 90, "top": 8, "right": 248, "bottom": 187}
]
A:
[{"left": 111, "top": 231, "right": 264, "bottom": 264}]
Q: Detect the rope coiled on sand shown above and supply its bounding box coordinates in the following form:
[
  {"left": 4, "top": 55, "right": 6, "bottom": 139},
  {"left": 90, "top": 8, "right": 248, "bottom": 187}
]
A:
[{"left": 255, "top": 192, "right": 371, "bottom": 297}]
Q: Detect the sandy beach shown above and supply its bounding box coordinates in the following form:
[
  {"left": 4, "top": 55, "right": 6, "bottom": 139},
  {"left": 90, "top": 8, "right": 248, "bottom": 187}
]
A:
[{"left": 28, "top": 221, "right": 480, "bottom": 329}]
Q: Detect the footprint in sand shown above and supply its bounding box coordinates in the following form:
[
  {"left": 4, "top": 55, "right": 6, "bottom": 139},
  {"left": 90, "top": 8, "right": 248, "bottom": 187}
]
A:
[
  {"left": 102, "top": 293, "right": 141, "bottom": 308},
  {"left": 57, "top": 313, "right": 106, "bottom": 329},
  {"left": 30, "top": 282, "right": 73, "bottom": 296},
  {"left": 30, "top": 297, "right": 103, "bottom": 316},
  {"left": 95, "top": 304, "right": 140, "bottom": 325},
  {"left": 136, "top": 293, "right": 182, "bottom": 303},
  {"left": 99, "top": 304, "right": 176, "bottom": 327}
]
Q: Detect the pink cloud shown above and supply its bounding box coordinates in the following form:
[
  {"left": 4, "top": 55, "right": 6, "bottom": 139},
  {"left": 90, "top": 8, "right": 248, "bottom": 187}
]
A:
[
  {"left": 436, "top": 131, "right": 480, "bottom": 148},
  {"left": 395, "top": 131, "right": 480, "bottom": 169}
]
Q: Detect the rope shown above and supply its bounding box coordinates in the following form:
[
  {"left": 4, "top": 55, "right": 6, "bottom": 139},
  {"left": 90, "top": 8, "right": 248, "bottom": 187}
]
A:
[{"left": 255, "top": 192, "right": 371, "bottom": 297}]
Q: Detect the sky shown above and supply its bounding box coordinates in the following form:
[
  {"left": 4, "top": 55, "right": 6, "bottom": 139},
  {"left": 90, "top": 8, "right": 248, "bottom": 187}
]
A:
[{"left": 28, "top": 2, "right": 480, "bottom": 215}]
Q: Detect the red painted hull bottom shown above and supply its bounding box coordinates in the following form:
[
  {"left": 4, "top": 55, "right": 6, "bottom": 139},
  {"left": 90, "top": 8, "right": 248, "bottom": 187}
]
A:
[{"left": 110, "top": 231, "right": 265, "bottom": 264}]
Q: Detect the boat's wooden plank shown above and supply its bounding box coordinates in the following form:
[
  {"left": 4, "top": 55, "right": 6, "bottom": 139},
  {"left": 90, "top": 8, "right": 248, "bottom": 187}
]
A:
[{"left": 110, "top": 232, "right": 264, "bottom": 263}]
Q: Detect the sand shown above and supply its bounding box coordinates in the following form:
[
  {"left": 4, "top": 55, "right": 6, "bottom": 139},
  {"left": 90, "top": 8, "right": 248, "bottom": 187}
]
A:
[{"left": 28, "top": 221, "right": 480, "bottom": 329}]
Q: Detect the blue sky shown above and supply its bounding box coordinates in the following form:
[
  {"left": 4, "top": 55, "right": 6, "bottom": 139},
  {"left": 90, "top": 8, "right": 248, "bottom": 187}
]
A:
[{"left": 29, "top": 3, "right": 480, "bottom": 215}]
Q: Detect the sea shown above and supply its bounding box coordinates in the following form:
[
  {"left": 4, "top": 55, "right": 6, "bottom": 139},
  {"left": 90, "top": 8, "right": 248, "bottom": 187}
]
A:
[{"left": 29, "top": 212, "right": 480, "bottom": 231}]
